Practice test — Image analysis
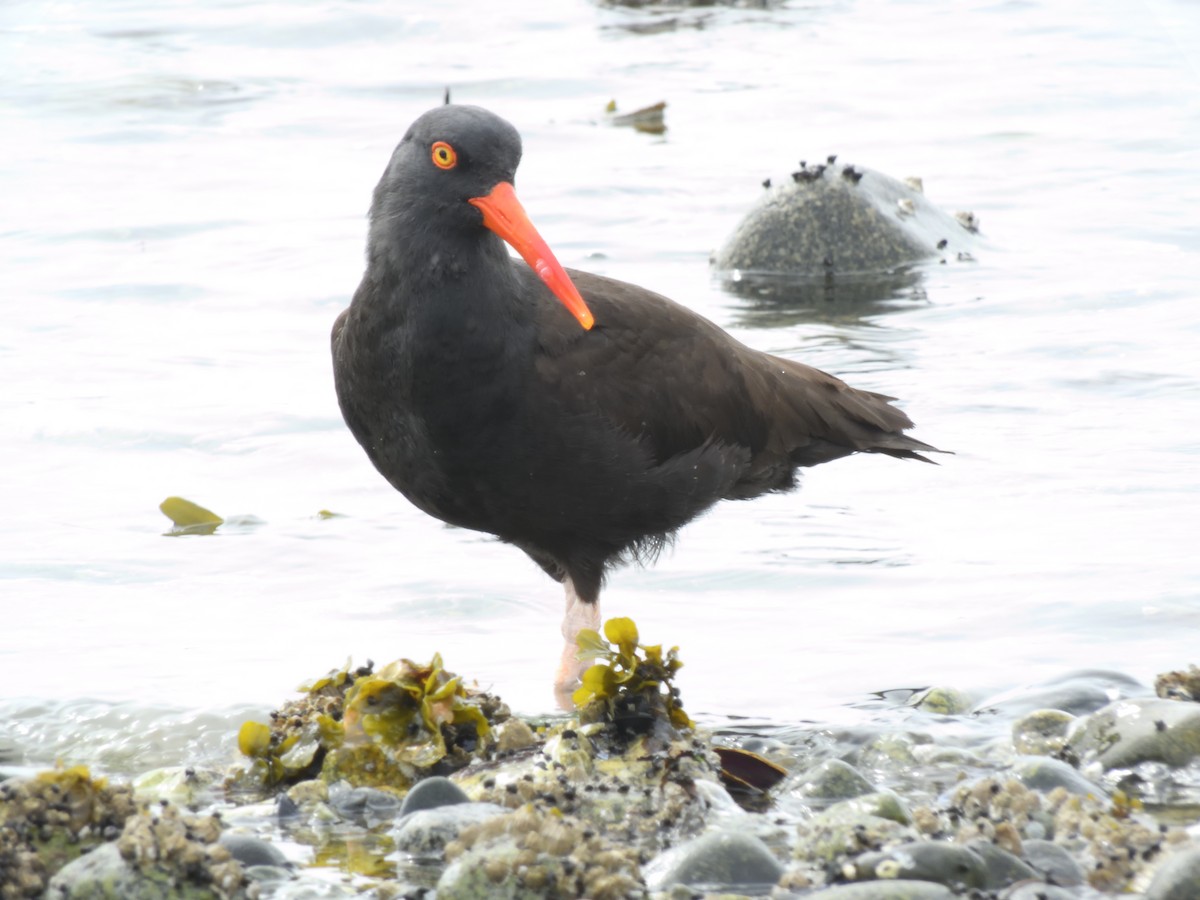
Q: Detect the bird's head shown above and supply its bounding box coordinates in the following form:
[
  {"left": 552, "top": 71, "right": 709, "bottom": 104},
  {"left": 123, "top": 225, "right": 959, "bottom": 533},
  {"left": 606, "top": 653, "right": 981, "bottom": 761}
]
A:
[{"left": 372, "top": 105, "right": 594, "bottom": 330}]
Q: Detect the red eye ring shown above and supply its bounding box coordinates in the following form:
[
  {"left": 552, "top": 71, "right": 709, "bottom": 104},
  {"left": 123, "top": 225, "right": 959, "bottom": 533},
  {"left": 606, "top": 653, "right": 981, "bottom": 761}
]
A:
[{"left": 431, "top": 141, "right": 457, "bottom": 170}]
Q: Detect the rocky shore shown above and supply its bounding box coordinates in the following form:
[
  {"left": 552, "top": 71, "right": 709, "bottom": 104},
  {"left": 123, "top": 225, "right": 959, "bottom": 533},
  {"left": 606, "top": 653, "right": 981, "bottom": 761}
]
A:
[{"left": 3, "top": 623, "right": 1199, "bottom": 899}]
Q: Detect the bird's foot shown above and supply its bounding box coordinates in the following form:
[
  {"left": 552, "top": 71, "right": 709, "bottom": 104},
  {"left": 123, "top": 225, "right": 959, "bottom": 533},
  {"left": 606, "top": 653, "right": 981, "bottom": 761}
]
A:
[{"left": 553, "top": 577, "right": 600, "bottom": 710}]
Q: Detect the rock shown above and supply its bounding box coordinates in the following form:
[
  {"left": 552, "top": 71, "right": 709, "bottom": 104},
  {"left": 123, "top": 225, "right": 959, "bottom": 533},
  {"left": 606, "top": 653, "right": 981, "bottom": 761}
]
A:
[
  {"left": 712, "top": 163, "right": 976, "bottom": 279},
  {"left": 45, "top": 843, "right": 163, "bottom": 900},
  {"left": 1145, "top": 846, "right": 1200, "bottom": 900},
  {"left": 436, "top": 805, "right": 641, "bottom": 899},
  {"left": 1011, "top": 709, "right": 1075, "bottom": 756},
  {"left": 790, "top": 759, "right": 875, "bottom": 803},
  {"left": 998, "top": 883, "right": 1078, "bottom": 900},
  {"left": 326, "top": 780, "right": 402, "bottom": 824},
  {"left": 965, "top": 839, "right": 1038, "bottom": 889},
  {"left": 1020, "top": 838, "right": 1084, "bottom": 886},
  {"left": 1155, "top": 665, "right": 1200, "bottom": 701},
  {"left": 1067, "top": 697, "right": 1200, "bottom": 769},
  {"left": 853, "top": 841, "right": 987, "bottom": 890},
  {"left": 802, "top": 879, "right": 955, "bottom": 899},
  {"left": 399, "top": 775, "right": 470, "bottom": 815},
  {"left": 822, "top": 790, "right": 912, "bottom": 826},
  {"left": 1011, "top": 755, "right": 1103, "bottom": 797},
  {"left": 908, "top": 686, "right": 973, "bottom": 715},
  {"left": 975, "top": 670, "right": 1144, "bottom": 718},
  {"left": 643, "top": 830, "right": 784, "bottom": 891},
  {"left": 132, "top": 766, "right": 221, "bottom": 808},
  {"left": 392, "top": 802, "right": 507, "bottom": 856},
  {"left": 219, "top": 832, "right": 290, "bottom": 868}
]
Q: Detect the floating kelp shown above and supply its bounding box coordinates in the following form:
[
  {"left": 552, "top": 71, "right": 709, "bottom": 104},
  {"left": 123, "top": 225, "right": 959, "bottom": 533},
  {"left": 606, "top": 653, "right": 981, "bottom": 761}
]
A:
[
  {"left": 158, "top": 496, "right": 224, "bottom": 536},
  {"left": 573, "top": 616, "right": 693, "bottom": 735}
]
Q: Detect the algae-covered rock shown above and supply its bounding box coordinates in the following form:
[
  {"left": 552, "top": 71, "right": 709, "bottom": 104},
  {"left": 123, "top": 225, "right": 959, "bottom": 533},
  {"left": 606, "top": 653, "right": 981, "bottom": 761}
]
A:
[{"left": 1011, "top": 708, "right": 1075, "bottom": 756}]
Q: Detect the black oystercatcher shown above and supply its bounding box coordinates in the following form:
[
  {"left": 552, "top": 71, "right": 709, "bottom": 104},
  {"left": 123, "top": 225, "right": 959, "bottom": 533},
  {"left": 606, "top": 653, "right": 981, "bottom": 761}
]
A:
[{"left": 332, "top": 105, "right": 942, "bottom": 694}]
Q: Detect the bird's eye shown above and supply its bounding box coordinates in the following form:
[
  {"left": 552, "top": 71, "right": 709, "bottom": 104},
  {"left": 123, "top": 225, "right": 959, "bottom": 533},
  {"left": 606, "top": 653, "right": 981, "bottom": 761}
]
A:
[{"left": 431, "top": 141, "right": 457, "bottom": 170}]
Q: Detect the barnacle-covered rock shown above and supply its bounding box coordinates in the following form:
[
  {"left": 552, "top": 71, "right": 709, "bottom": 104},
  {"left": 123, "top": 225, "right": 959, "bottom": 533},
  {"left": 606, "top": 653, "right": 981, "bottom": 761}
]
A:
[
  {"left": 0, "top": 765, "right": 137, "bottom": 898},
  {"left": 436, "top": 804, "right": 643, "bottom": 900},
  {"left": 45, "top": 803, "right": 255, "bottom": 899},
  {"left": 712, "top": 162, "right": 978, "bottom": 306}
]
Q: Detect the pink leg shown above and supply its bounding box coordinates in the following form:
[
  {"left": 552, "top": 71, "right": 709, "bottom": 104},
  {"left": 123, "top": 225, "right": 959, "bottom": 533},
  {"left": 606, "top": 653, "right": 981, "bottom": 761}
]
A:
[{"left": 553, "top": 576, "right": 600, "bottom": 708}]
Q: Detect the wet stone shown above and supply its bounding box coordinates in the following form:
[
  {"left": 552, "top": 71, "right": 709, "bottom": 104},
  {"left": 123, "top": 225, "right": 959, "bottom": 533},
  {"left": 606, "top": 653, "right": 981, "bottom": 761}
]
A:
[
  {"left": 1011, "top": 755, "right": 1103, "bottom": 797},
  {"left": 803, "top": 879, "right": 955, "bottom": 899},
  {"left": 1145, "top": 846, "right": 1200, "bottom": 900},
  {"left": 975, "top": 670, "right": 1144, "bottom": 718},
  {"left": 965, "top": 838, "right": 1038, "bottom": 889},
  {"left": 1011, "top": 709, "right": 1075, "bottom": 756},
  {"left": 1067, "top": 697, "right": 1200, "bottom": 770},
  {"left": 791, "top": 759, "right": 875, "bottom": 804},
  {"left": 1020, "top": 838, "right": 1084, "bottom": 886},
  {"left": 822, "top": 790, "right": 912, "bottom": 827},
  {"left": 218, "top": 832, "right": 290, "bottom": 869},
  {"left": 643, "top": 830, "right": 785, "bottom": 891},
  {"left": 399, "top": 775, "right": 471, "bottom": 815},
  {"left": 326, "top": 781, "right": 402, "bottom": 824},
  {"left": 908, "top": 686, "right": 973, "bottom": 716},
  {"left": 853, "top": 840, "right": 987, "bottom": 891},
  {"left": 392, "top": 802, "right": 507, "bottom": 856},
  {"left": 999, "top": 883, "right": 1078, "bottom": 900}
]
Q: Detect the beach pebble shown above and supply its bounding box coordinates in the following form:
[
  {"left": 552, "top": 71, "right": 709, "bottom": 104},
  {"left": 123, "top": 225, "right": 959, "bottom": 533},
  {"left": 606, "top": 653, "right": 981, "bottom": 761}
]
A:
[
  {"left": 1145, "top": 846, "right": 1200, "bottom": 900},
  {"left": 643, "top": 830, "right": 784, "bottom": 891},
  {"left": 393, "top": 802, "right": 507, "bottom": 856},
  {"left": 399, "top": 775, "right": 471, "bottom": 815},
  {"left": 853, "top": 840, "right": 986, "bottom": 890},
  {"left": 802, "top": 878, "right": 955, "bottom": 898},
  {"left": 1020, "top": 838, "right": 1085, "bottom": 886},
  {"left": 790, "top": 759, "right": 875, "bottom": 803},
  {"left": 1011, "top": 755, "right": 1103, "bottom": 796},
  {"left": 1068, "top": 697, "right": 1200, "bottom": 769},
  {"left": 1011, "top": 709, "right": 1075, "bottom": 756}
]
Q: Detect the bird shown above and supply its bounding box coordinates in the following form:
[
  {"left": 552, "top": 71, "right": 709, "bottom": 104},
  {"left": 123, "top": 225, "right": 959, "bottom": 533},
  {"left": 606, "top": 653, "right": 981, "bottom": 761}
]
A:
[{"left": 331, "top": 105, "right": 943, "bottom": 698}]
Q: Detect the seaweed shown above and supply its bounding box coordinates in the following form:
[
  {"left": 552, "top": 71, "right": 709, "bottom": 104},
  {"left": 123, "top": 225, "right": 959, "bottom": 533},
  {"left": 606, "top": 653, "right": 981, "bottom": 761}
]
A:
[{"left": 572, "top": 617, "right": 693, "bottom": 735}]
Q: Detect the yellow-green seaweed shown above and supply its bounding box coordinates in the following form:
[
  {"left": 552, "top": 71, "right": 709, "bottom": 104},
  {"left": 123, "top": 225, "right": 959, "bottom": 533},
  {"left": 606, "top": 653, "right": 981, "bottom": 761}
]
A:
[
  {"left": 159, "top": 496, "right": 224, "bottom": 535},
  {"left": 572, "top": 616, "right": 693, "bottom": 733}
]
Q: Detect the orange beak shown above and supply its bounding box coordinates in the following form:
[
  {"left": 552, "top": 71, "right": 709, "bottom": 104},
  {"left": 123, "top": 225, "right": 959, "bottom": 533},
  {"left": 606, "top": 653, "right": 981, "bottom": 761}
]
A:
[{"left": 468, "top": 182, "right": 595, "bottom": 331}]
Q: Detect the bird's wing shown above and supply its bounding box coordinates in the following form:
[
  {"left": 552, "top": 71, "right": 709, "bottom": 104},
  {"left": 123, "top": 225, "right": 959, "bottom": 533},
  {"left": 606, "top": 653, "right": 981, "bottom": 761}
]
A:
[{"left": 529, "top": 268, "right": 938, "bottom": 484}]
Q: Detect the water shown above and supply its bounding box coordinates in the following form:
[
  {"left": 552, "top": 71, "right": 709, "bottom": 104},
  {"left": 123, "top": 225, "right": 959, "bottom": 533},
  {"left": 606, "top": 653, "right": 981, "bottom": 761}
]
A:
[{"left": 2, "top": 0, "right": 1199, "bottom": 772}]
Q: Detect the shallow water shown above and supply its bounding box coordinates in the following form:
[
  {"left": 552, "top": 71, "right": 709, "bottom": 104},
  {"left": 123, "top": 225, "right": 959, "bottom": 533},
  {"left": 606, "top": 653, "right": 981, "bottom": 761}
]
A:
[{"left": 2, "top": 0, "right": 1199, "bottom": 772}]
